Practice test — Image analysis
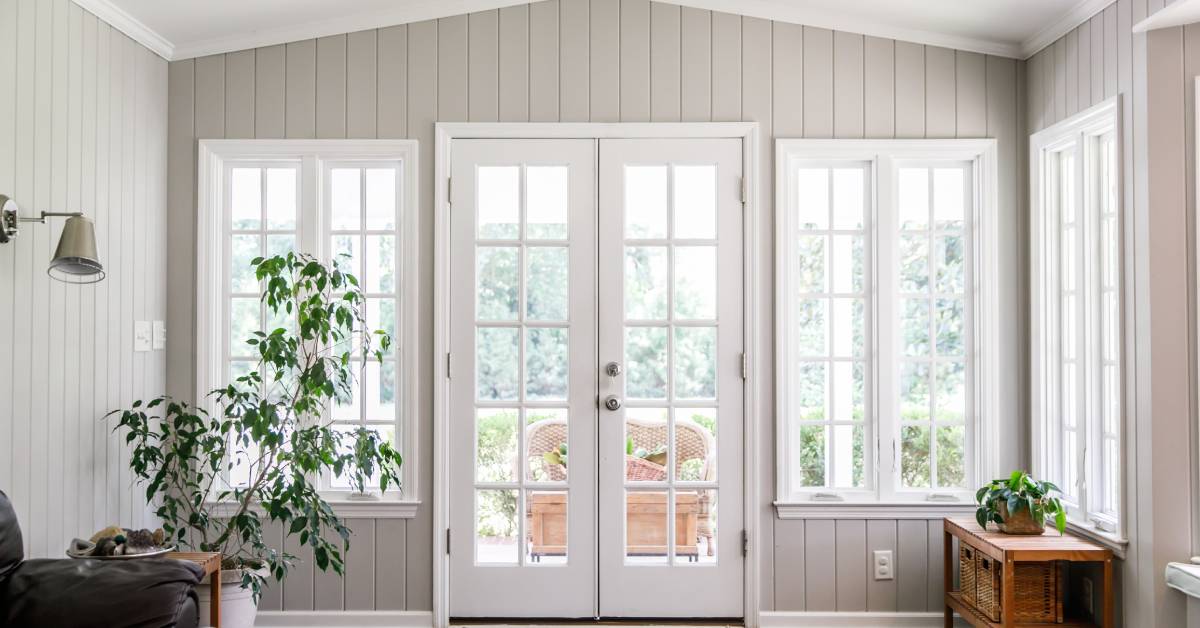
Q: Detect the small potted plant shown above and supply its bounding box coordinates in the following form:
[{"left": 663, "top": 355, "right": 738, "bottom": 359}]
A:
[
  {"left": 975, "top": 471, "right": 1067, "bottom": 535},
  {"left": 110, "top": 253, "right": 403, "bottom": 628}
]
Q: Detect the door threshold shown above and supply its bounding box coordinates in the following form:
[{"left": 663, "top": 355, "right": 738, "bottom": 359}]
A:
[{"left": 451, "top": 620, "right": 743, "bottom": 627}]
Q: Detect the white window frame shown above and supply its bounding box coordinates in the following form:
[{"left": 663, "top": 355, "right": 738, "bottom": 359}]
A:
[
  {"left": 197, "top": 139, "right": 420, "bottom": 517},
  {"left": 774, "top": 139, "right": 999, "bottom": 514},
  {"left": 1030, "top": 96, "right": 1126, "bottom": 548}
]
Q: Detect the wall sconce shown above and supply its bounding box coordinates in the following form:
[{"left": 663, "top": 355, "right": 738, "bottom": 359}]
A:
[{"left": 1, "top": 194, "right": 105, "bottom": 284}]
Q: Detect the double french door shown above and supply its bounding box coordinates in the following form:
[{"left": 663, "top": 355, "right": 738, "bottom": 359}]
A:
[{"left": 448, "top": 137, "right": 744, "bottom": 619}]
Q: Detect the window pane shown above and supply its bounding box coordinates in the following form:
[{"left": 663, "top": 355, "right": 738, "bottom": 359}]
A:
[
  {"left": 478, "top": 166, "right": 519, "bottom": 239},
  {"left": 331, "top": 168, "right": 361, "bottom": 231},
  {"left": 477, "top": 247, "right": 519, "bottom": 321},
  {"left": 935, "top": 362, "right": 966, "bottom": 422},
  {"left": 831, "top": 361, "right": 865, "bottom": 421},
  {"left": 795, "top": 168, "right": 829, "bottom": 230},
  {"left": 832, "top": 168, "right": 864, "bottom": 229},
  {"left": 625, "top": 165, "right": 668, "bottom": 238},
  {"left": 898, "top": 168, "right": 929, "bottom": 230},
  {"left": 366, "top": 360, "right": 396, "bottom": 420},
  {"left": 901, "top": 425, "right": 931, "bottom": 488},
  {"left": 267, "top": 234, "right": 295, "bottom": 258},
  {"left": 333, "top": 370, "right": 361, "bottom": 421},
  {"left": 231, "top": 168, "right": 261, "bottom": 230},
  {"left": 674, "top": 327, "right": 717, "bottom": 400},
  {"left": 366, "top": 298, "right": 397, "bottom": 347},
  {"left": 901, "top": 298, "right": 931, "bottom": 356},
  {"left": 933, "top": 168, "right": 965, "bottom": 229},
  {"left": 796, "top": 363, "right": 827, "bottom": 421},
  {"left": 674, "top": 246, "right": 717, "bottom": 320},
  {"left": 366, "top": 235, "right": 396, "bottom": 293},
  {"left": 476, "top": 327, "right": 519, "bottom": 401},
  {"left": 625, "top": 247, "right": 668, "bottom": 320},
  {"left": 796, "top": 298, "right": 827, "bottom": 357},
  {"left": 899, "top": 235, "right": 929, "bottom": 293},
  {"left": 365, "top": 168, "right": 397, "bottom": 230},
  {"left": 832, "top": 424, "right": 864, "bottom": 488},
  {"left": 936, "top": 425, "right": 966, "bottom": 488},
  {"left": 476, "top": 409, "right": 518, "bottom": 483},
  {"left": 231, "top": 234, "right": 261, "bottom": 293},
  {"left": 831, "top": 298, "right": 864, "bottom": 358},
  {"left": 626, "top": 327, "right": 668, "bottom": 399},
  {"left": 527, "top": 166, "right": 569, "bottom": 239},
  {"left": 796, "top": 235, "right": 827, "bottom": 293},
  {"left": 831, "top": 235, "right": 864, "bottom": 294},
  {"left": 527, "top": 247, "right": 569, "bottom": 321},
  {"left": 266, "top": 167, "right": 297, "bottom": 230},
  {"left": 674, "top": 165, "right": 717, "bottom": 239},
  {"left": 934, "top": 298, "right": 965, "bottom": 356},
  {"left": 332, "top": 234, "right": 362, "bottom": 280},
  {"left": 526, "top": 328, "right": 569, "bottom": 401},
  {"left": 900, "top": 362, "right": 931, "bottom": 421},
  {"left": 934, "top": 235, "right": 965, "bottom": 293},
  {"left": 230, "top": 298, "right": 261, "bottom": 357},
  {"left": 795, "top": 425, "right": 826, "bottom": 487}
]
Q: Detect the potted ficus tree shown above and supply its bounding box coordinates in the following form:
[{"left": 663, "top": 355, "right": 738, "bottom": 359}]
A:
[
  {"left": 111, "top": 253, "right": 404, "bottom": 627},
  {"left": 975, "top": 471, "right": 1067, "bottom": 535}
]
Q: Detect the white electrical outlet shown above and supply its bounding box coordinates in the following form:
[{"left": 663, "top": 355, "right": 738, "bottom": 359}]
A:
[
  {"left": 134, "top": 321, "right": 152, "bottom": 352},
  {"left": 152, "top": 320, "right": 166, "bottom": 350},
  {"left": 873, "top": 550, "right": 894, "bottom": 580}
]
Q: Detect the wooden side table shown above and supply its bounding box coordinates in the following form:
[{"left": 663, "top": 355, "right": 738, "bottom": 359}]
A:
[
  {"left": 943, "top": 518, "right": 1113, "bottom": 627},
  {"left": 167, "top": 551, "right": 222, "bottom": 628}
]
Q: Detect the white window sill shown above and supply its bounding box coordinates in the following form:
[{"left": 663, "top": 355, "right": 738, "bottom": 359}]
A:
[
  {"left": 775, "top": 500, "right": 978, "bottom": 520},
  {"left": 1065, "top": 519, "right": 1127, "bottom": 559},
  {"left": 207, "top": 498, "right": 420, "bottom": 519}
]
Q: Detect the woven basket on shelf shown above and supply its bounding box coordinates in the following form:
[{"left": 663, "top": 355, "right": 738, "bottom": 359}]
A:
[
  {"left": 976, "top": 554, "right": 1003, "bottom": 622},
  {"left": 958, "top": 544, "right": 977, "bottom": 606},
  {"left": 972, "top": 555, "right": 1061, "bottom": 624}
]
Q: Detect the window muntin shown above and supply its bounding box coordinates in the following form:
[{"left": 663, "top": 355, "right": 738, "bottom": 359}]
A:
[
  {"left": 1032, "top": 99, "right": 1123, "bottom": 538},
  {"left": 778, "top": 140, "right": 995, "bottom": 505}
]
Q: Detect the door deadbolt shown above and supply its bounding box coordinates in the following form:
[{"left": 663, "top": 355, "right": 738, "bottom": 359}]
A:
[
  {"left": 605, "top": 362, "right": 622, "bottom": 377},
  {"left": 604, "top": 395, "right": 622, "bottom": 411}
]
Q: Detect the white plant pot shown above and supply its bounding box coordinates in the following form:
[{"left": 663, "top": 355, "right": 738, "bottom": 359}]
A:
[{"left": 196, "top": 568, "right": 261, "bottom": 628}]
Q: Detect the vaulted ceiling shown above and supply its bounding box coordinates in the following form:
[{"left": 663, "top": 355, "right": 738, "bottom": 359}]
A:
[{"left": 75, "top": 0, "right": 1108, "bottom": 61}]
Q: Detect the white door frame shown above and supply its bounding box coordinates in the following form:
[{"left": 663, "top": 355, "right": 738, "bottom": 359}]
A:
[{"left": 433, "top": 122, "right": 761, "bottom": 628}]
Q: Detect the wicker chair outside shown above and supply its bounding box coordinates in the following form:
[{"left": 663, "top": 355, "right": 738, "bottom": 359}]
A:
[{"left": 524, "top": 415, "right": 717, "bottom": 555}]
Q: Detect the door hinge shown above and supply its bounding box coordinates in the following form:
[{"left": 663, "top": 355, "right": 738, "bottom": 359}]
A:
[
  {"left": 740, "top": 352, "right": 748, "bottom": 380},
  {"left": 741, "top": 529, "right": 749, "bottom": 557},
  {"left": 446, "top": 528, "right": 451, "bottom": 554},
  {"left": 446, "top": 353, "right": 452, "bottom": 378},
  {"left": 739, "top": 177, "right": 748, "bottom": 204}
]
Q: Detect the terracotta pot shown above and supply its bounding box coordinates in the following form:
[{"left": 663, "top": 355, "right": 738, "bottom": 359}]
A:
[{"left": 997, "top": 500, "right": 1047, "bottom": 535}]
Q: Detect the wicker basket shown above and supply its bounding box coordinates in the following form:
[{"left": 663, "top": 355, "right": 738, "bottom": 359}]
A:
[
  {"left": 972, "top": 556, "right": 1061, "bottom": 624},
  {"left": 958, "top": 544, "right": 977, "bottom": 606}
]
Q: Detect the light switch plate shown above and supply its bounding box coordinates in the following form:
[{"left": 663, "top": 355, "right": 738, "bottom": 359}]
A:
[
  {"left": 873, "top": 550, "right": 894, "bottom": 580},
  {"left": 134, "top": 321, "right": 151, "bottom": 352},
  {"left": 152, "top": 320, "right": 166, "bottom": 350}
]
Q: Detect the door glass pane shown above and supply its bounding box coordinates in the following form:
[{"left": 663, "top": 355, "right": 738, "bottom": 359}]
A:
[
  {"left": 476, "top": 408, "right": 518, "bottom": 483},
  {"left": 231, "top": 167, "right": 261, "bottom": 230},
  {"left": 527, "top": 247, "right": 569, "bottom": 321},
  {"left": 625, "top": 490, "right": 669, "bottom": 564},
  {"left": 477, "top": 247, "right": 519, "bottom": 321},
  {"left": 673, "top": 165, "right": 716, "bottom": 239},
  {"left": 526, "top": 408, "right": 568, "bottom": 482},
  {"left": 477, "top": 327, "right": 519, "bottom": 401},
  {"left": 626, "top": 327, "right": 668, "bottom": 400},
  {"left": 626, "top": 407, "right": 669, "bottom": 482},
  {"left": 525, "top": 328, "right": 568, "bottom": 401},
  {"left": 625, "top": 247, "right": 668, "bottom": 319},
  {"left": 476, "top": 489, "right": 519, "bottom": 564},
  {"left": 266, "top": 167, "right": 297, "bottom": 230},
  {"left": 365, "top": 168, "right": 397, "bottom": 230},
  {"left": 527, "top": 490, "right": 568, "bottom": 564},
  {"left": 674, "top": 327, "right": 716, "bottom": 400},
  {"left": 331, "top": 168, "right": 361, "bottom": 230},
  {"left": 478, "top": 166, "right": 520, "bottom": 239},
  {"left": 674, "top": 246, "right": 716, "bottom": 320},
  {"left": 675, "top": 408, "right": 716, "bottom": 482},
  {"left": 625, "top": 166, "right": 668, "bottom": 238},
  {"left": 527, "top": 166, "right": 569, "bottom": 239},
  {"left": 679, "top": 490, "right": 716, "bottom": 564}
]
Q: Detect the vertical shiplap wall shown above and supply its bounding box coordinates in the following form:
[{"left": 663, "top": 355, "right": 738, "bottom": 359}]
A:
[
  {"left": 0, "top": 0, "right": 169, "bottom": 559},
  {"left": 167, "top": 0, "right": 1025, "bottom": 613}
]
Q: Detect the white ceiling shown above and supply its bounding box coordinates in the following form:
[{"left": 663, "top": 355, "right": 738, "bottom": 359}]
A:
[{"left": 75, "top": 0, "right": 1108, "bottom": 61}]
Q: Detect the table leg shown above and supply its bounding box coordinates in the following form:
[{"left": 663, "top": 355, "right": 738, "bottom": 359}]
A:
[
  {"left": 1103, "top": 558, "right": 1113, "bottom": 627},
  {"left": 211, "top": 563, "right": 221, "bottom": 628},
  {"left": 1002, "top": 557, "right": 1015, "bottom": 628},
  {"left": 944, "top": 530, "right": 953, "bottom": 628}
]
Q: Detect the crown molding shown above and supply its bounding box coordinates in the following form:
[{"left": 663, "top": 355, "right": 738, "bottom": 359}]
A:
[
  {"left": 656, "top": 0, "right": 1023, "bottom": 58},
  {"left": 1020, "top": 0, "right": 1115, "bottom": 59},
  {"left": 71, "top": 0, "right": 174, "bottom": 60}
]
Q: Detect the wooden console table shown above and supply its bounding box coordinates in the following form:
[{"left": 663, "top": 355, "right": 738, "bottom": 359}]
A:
[
  {"left": 168, "top": 551, "right": 222, "bottom": 628},
  {"left": 943, "top": 518, "right": 1112, "bottom": 627}
]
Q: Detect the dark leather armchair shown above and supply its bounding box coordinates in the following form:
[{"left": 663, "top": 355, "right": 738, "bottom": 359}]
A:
[{"left": 0, "top": 490, "right": 203, "bottom": 628}]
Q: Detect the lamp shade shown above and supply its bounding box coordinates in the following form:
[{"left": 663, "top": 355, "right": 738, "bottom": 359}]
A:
[{"left": 47, "top": 215, "right": 104, "bottom": 284}]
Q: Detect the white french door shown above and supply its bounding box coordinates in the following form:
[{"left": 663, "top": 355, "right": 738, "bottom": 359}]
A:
[{"left": 449, "top": 136, "right": 743, "bottom": 619}]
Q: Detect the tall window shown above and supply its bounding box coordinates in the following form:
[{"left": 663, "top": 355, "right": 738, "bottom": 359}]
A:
[
  {"left": 196, "top": 140, "right": 419, "bottom": 506},
  {"left": 776, "top": 140, "right": 998, "bottom": 505},
  {"left": 1031, "top": 98, "right": 1123, "bottom": 539}
]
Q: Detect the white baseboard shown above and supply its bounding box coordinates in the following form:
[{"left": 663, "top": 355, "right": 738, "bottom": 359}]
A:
[
  {"left": 759, "top": 611, "right": 970, "bottom": 627},
  {"left": 254, "top": 610, "right": 434, "bottom": 627}
]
